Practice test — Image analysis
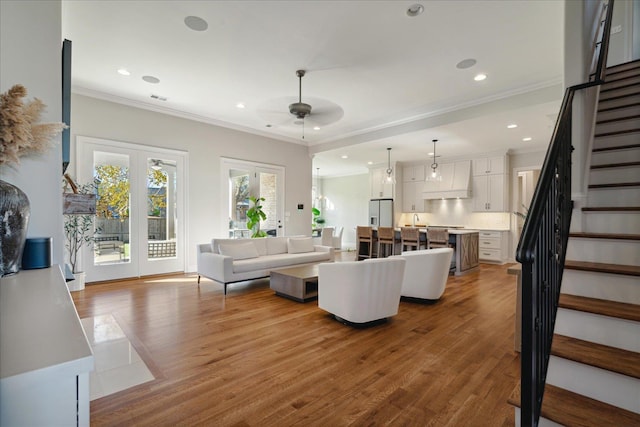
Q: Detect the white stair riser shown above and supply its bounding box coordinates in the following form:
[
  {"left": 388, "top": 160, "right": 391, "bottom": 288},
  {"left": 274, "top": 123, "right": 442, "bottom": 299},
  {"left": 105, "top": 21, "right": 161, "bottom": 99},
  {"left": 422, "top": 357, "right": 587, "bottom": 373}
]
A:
[
  {"left": 591, "top": 146, "right": 640, "bottom": 164},
  {"left": 567, "top": 238, "right": 640, "bottom": 265},
  {"left": 583, "top": 212, "right": 640, "bottom": 234},
  {"left": 601, "top": 75, "right": 640, "bottom": 91},
  {"left": 598, "top": 94, "right": 640, "bottom": 110},
  {"left": 596, "top": 103, "right": 640, "bottom": 122},
  {"left": 587, "top": 187, "right": 640, "bottom": 206},
  {"left": 593, "top": 131, "right": 640, "bottom": 149},
  {"left": 595, "top": 117, "right": 640, "bottom": 134},
  {"left": 555, "top": 308, "right": 640, "bottom": 352},
  {"left": 562, "top": 269, "right": 640, "bottom": 304},
  {"left": 513, "top": 409, "right": 563, "bottom": 427},
  {"left": 599, "top": 85, "right": 640, "bottom": 101},
  {"left": 547, "top": 356, "right": 640, "bottom": 414},
  {"left": 589, "top": 165, "right": 640, "bottom": 184}
]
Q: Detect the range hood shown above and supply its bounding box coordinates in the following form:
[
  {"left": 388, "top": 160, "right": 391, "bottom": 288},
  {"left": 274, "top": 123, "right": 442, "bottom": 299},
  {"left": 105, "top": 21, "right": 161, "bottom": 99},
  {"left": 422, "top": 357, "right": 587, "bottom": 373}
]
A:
[{"left": 422, "top": 160, "right": 471, "bottom": 199}]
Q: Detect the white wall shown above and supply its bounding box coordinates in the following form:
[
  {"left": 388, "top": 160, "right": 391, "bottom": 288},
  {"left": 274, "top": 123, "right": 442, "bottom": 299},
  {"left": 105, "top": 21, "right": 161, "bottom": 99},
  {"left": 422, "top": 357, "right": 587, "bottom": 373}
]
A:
[
  {"left": 70, "top": 95, "right": 312, "bottom": 272},
  {"left": 607, "top": 0, "right": 639, "bottom": 66},
  {"left": 319, "top": 174, "right": 369, "bottom": 249},
  {"left": 0, "top": 1, "right": 65, "bottom": 267}
]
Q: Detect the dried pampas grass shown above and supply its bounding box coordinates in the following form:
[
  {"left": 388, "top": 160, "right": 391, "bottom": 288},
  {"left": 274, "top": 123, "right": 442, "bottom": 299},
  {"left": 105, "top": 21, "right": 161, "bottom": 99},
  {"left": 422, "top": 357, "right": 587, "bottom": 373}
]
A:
[{"left": 0, "top": 84, "right": 67, "bottom": 166}]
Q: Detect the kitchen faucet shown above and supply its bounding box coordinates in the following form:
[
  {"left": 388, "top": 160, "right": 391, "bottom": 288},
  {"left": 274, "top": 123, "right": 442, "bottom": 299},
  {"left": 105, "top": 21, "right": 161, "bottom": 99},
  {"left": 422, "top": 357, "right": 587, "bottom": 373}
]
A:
[{"left": 413, "top": 213, "right": 419, "bottom": 227}]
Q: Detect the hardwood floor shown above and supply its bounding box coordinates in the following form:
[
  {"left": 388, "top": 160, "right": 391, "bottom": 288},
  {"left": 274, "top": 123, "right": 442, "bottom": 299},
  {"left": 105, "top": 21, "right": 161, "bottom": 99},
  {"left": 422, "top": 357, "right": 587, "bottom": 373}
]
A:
[{"left": 72, "top": 256, "right": 519, "bottom": 426}]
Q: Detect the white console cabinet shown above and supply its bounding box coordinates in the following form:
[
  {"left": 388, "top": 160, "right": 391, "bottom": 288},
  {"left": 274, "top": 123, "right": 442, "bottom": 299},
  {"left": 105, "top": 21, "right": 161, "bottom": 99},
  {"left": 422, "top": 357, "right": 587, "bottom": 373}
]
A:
[{"left": 0, "top": 266, "right": 94, "bottom": 426}]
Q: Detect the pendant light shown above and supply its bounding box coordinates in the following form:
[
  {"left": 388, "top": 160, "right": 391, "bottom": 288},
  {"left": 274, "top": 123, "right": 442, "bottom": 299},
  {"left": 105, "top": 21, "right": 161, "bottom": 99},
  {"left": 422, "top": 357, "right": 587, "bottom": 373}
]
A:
[
  {"left": 426, "top": 139, "right": 442, "bottom": 182},
  {"left": 383, "top": 147, "right": 396, "bottom": 184}
]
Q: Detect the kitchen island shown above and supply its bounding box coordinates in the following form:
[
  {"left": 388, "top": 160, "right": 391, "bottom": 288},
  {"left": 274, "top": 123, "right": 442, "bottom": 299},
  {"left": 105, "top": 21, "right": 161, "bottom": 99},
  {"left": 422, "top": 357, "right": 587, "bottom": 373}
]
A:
[
  {"left": 358, "top": 227, "right": 479, "bottom": 275},
  {"left": 447, "top": 229, "right": 480, "bottom": 275}
]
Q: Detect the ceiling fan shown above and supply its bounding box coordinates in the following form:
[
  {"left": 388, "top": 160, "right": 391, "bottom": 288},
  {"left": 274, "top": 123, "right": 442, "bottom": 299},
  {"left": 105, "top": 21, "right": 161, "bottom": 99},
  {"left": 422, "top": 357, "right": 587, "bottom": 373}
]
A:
[
  {"left": 289, "top": 70, "right": 312, "bottom": 120},
  {"left": 256, "top": 70, "right": 344, "bottom": 140}
]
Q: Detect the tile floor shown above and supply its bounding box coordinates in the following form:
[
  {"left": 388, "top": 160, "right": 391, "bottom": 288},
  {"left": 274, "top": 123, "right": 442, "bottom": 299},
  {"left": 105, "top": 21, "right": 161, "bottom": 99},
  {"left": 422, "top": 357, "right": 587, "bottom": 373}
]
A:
[{"left": 81, "top": 314, "right": 154, "bottom": 401}]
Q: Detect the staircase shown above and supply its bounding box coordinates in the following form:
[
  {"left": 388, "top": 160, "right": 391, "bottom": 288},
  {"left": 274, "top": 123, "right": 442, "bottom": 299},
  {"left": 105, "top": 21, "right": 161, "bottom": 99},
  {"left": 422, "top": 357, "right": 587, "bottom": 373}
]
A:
[{"left": 510, "top": 60, "right": 640, "bottom": 425}]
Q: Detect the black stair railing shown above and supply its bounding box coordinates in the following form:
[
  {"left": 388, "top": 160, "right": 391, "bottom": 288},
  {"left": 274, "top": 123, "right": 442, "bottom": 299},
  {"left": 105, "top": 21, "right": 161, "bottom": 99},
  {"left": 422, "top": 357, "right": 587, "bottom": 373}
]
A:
[{"left": 515, "top": 0, "right": 614, "bottom": 425}]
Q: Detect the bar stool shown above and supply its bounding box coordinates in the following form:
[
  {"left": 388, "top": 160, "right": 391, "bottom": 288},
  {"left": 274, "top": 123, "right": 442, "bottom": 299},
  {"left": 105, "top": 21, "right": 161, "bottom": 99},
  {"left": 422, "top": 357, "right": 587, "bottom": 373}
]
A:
[
  {"left": 427, "top": 227, "right": 449, "bottom": 249},
  {"left": 377, "top": 226, "right": 395, "bottom": 257},
  {"left": 401, "top": 227, "right": 422, "bottom": 252},
  {"left": 356, "top": 226, "right": 373, "bottom": 260}
]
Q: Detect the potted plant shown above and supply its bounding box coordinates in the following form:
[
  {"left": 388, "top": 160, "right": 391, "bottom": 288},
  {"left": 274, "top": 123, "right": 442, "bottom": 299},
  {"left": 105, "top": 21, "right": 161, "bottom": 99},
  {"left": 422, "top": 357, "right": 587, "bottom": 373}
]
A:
[
  {"left": 246, "top": 196, "right": 267, "bottom": 238},
  {"left": 63, "top": 177, "right": 98, "bottom": 290}
]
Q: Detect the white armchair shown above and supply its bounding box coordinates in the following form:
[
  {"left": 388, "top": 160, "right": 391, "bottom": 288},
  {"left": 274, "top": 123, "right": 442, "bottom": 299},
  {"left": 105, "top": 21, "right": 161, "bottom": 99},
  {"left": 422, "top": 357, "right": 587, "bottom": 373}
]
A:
[
  {"left": 318, "top": 257, "right": 406, "bottom": 326},
  {"left": 390, "top": 248, "right": 453, "bottom": 301}
]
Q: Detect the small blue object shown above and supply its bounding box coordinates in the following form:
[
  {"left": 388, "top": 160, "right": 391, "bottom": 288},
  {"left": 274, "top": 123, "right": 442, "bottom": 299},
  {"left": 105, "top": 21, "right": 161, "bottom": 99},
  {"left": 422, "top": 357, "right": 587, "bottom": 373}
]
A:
[{"left": 21, "top": 237, "right": 52, "bottom": 270}]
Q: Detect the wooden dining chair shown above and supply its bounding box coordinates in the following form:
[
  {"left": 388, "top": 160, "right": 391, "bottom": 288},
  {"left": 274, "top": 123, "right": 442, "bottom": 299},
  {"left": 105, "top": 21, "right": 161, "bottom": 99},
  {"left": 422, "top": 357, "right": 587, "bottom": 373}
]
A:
[
  {"left": 400, "top": 227, "right": 421, "bottom": 252},
  {"left": 377, "top": 226, "right": 396, "bottom": 258},
  {"left": 356, "top": 226, "right": 373, "bottom": 260}
]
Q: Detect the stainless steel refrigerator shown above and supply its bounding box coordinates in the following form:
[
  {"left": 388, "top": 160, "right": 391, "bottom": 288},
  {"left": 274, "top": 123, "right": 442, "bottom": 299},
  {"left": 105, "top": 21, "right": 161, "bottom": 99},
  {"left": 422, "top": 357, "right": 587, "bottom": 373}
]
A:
[{"left": 369, "top": 198, "right": 394, "bottom": 227}]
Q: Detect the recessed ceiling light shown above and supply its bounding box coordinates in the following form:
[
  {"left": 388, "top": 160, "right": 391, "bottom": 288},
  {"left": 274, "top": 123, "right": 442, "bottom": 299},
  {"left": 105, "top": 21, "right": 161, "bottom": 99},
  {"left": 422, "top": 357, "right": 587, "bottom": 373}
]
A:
[
  {"left": 522, "top": 137, "right": 532, "bottom": 141},
  {"left": 367, "top": 161, "right": 373, "bottom": 165},
  {"left": 142, "top": 75, "right": 160, "bottom": 84},
  {"left": 184, "top": 16, "right": 208, "bottom": 32},
  {"left": 313, "top": 126, "right": 321, "bottom": 131},
  {"left": 236, "top": 102, "right": 245, "bottom": 109},
  {"left": 406, "top": 4, "right": 424, "bottom": 17},
  {"left": 341, "top": 155, "right": 348, "bottom": 159},
  {"left": 117, "top": 68, "right": 130, "bottom": 76},
  {"left": 428, "top": 152, "right": 434, "bottom": 156},
  {"left": 456, "top": 59, "right": 476, "bottom": 69},
  {"left": 474, "top": 73, "right": 487, "bottom": 81},
  {"left": 507, "top": 124, "right": 518, "bottom": 129}
]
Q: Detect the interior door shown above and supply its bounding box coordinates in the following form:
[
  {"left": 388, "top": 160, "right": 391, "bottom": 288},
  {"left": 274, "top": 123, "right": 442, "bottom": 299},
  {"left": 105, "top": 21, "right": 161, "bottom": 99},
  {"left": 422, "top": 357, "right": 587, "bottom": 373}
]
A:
[{"left": 77, "top": 137, "right": 186, "bottom": 282}]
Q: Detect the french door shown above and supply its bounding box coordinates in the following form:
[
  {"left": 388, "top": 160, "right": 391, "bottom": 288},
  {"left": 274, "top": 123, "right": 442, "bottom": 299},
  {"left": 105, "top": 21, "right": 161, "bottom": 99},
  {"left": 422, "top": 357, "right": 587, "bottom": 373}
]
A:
[
  {"left": 221, "top": 158, "right": 284, "bottom": 238},
  {"left": 76, "top": 136, "right": 186, "bottom": 282}
]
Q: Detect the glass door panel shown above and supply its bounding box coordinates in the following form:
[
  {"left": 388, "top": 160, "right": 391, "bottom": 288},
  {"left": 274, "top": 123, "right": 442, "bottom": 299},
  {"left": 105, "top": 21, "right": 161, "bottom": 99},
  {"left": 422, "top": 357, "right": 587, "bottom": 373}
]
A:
[
  {"left": 228, "top": 168, "right": 250, "bottom": 238},
  {"left": 146, "top": 158, "right": 177, "bottom": 260}
]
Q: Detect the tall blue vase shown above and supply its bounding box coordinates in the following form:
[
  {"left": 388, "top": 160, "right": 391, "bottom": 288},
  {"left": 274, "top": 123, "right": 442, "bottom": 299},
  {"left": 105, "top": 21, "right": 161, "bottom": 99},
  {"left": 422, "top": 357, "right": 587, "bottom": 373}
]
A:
[{"left": 0, "top": 179, "right": 31, "bottom": 277}]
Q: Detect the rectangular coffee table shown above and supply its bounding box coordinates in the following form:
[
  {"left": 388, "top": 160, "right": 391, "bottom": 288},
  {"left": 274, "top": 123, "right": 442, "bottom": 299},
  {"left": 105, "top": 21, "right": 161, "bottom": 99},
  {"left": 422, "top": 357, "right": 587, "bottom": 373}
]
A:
[{"left": 270, "top": 264, "right": 319, "bottom": 302}]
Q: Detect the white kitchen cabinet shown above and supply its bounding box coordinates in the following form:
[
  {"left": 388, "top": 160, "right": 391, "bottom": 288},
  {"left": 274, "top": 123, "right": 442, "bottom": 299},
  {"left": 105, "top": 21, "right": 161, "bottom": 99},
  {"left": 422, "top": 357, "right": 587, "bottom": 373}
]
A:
[
  {"left": 473, "top": 174, "right": 507, "bottom": 212},
  {"left": 473, "top": 156, "right": 506, "bottom": 175},
  {"left": 403, "top": 164, "right": 425, "bottom": 182},
  {"left": 478, "top": 230, "right": 510, "bottom": 263},
  {"left": 472, "top": 155, "right": 508, "bottom": 212},
  {"left": 370, "top": 167, "right": 394, "bottom": 199},
  {"left": 402, "top": 180, "right": 426, "bottom": 212}
]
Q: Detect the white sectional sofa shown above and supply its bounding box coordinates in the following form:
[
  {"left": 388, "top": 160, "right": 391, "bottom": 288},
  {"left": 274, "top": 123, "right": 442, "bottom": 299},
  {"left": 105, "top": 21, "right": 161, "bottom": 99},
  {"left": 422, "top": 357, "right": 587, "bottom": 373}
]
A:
[{"left": 197, "top": 236, "right": 334, "bottom": 294}]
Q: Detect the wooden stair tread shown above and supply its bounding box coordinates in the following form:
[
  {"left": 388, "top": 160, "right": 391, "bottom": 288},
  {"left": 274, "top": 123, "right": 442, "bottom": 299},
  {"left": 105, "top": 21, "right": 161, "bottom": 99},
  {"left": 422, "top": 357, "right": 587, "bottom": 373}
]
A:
[
  {"left": 565, "top": 260, "right": 640, "bottom": 276},
  {"left": 589, "top": 181, "right": 640, "bottom": 189},
  {"left": 591, "top": 161, "right": 640, "bottom": 169},
  {"left": 601, "top": 81, "right": 640, "bottom": 93},
  {"left": 598, "top": 102, "right": 640, "bottom": 114},
  {"left": 596, "top": 114, "right": 640, "bottom": 125},
  {"left": 552, "top": 334, "right": 640, "bottom": 379},
  {"left": 559, "top": 294, "right": 640, "bottom": 322},
  {"left": 607, "top": 59, "right": 640, "bottom": 74},
  {"left": 508, "top": 382, "right": 640, "bottom": 426},
  {"left": 598, "top": 92, "right": 640, "bottom": 103},
  {"left": 592, "top": 143, "right": 640, "bottom": 152},
  {"left": 569, "top": 232, "right": 640, "bottom": 241},
  {"left": 582, "top": 206, "right": 640, "bottom": 212},
  {"left": 594, "top": 128, "right": 640, "bottom": 138}
]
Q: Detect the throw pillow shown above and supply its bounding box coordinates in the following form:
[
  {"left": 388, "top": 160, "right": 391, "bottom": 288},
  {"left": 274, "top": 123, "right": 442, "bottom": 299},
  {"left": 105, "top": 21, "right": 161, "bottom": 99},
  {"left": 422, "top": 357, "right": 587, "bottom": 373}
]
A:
[
  {"left": 288, "top": 237, "right": 314, "bottom": 254},
  {"left": 218, "top": 242, "right": 259, "bottom": 260}
]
